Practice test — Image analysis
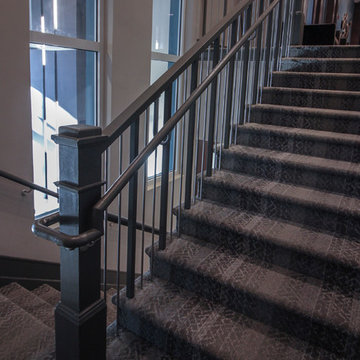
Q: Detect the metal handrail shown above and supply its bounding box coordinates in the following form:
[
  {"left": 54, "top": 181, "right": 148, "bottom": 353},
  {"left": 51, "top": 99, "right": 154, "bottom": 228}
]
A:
[
  {"left": 0, "top": 169, "right": 59, "bottom": 198},
  {"left": 33, "top": 0, "right": 281, "bottom": 249},
  {"left": 94, "top": 0, "right": 279, "bottom": 214},
  {"left": 102, "top": 0, "right": 253, "bottom": 146}
]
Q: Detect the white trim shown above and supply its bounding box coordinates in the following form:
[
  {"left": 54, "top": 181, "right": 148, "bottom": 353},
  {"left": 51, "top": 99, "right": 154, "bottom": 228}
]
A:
[
  {"left": 151, "top": 51, "right": 180, "bottom": 63},
  {"left": 30, "top": 31, "right": 101, "bottom": 52}
]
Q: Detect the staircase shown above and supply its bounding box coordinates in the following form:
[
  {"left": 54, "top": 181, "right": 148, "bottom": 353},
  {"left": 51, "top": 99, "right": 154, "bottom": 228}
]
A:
[
  {"left": 0, "top": 283, "right": 121, "bottom": 359},
  {"left": 116, "top": 46, "right": 360, "bottom": 359}
]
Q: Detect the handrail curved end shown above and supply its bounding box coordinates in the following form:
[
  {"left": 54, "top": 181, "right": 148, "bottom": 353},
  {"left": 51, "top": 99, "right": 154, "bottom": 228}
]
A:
[{"left": 32, "top": 212, "right": 103, "bottom": 249}]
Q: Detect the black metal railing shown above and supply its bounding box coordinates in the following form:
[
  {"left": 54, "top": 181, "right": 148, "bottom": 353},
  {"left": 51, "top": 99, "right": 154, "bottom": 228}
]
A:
[
  {"left": 32, "top": 0, "right": 296, "bottom": 358},
  {"left": 0, "top": 169, "right": 59, "bottom": 198}
]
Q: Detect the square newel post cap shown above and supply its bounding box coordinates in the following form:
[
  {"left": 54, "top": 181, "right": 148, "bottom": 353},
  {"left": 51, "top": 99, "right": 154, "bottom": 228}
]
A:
[
  {"left": 52, "top": 124, "right": 108, "bottom": 186},
  {"left": 52, "top": 124, "right": 107, "bottom": 148}
]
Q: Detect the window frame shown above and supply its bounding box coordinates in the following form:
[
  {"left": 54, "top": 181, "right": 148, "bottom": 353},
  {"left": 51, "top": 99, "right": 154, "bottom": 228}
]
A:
[{"left": 29, "top": 0, "right": 103, "bottom": 217}]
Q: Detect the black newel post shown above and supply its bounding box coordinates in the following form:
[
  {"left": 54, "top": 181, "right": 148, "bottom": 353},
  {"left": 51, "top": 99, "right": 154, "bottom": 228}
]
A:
[{"left": 52, "top": 125, "right": 107, "bottom": 360}]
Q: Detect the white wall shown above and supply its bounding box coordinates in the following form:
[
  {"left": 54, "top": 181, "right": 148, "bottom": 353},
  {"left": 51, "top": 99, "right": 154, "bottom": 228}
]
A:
[{"left": 0, "top": 0, "right": 59, "bottom": 262}]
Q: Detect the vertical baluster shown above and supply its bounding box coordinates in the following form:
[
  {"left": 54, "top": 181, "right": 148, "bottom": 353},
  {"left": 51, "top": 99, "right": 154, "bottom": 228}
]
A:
[
  {"left": 193, "top": 54, "right": 204, "bottom": 202},
  {"left": 273, "top": 0, "right": 284, "bottom": 71},
  {"left": 170, "top": 78, "right": 180, "bottom": 240},
  {"left": 239, "top": 4, "right": 253, "bottom": 126},
  {"left": 286, "top": 0, "right": 295, "bottom": 56},
  {"left": 126, "top": 117, "right": 139, "bottom": 299},
  {"left": 206, "top": 37, "right": 220, "bottom": 177},
  {"left": 177, "top": 69, "right": 188, "bottom": 235},
  {"left": 200, "top": 47, "right": 211, "bottom": 198},
  {"left": 263, "top": 0, "right": 274, "bottom": 87},
  {"left": 184, "top": 60, "right": 199, "bottom": 209},
  {"left": 141, "top": 110, "right": 149, "bottom": 288},
  {"left": 116, "top": 135, "right": 123, "bottom": 331},
  {"left": 281, "top": 0, "right": 290, "bottom": 58},
  {"left": 218, "top": 27, "right": 231, "bottom": 167},
  {"left": 224, "top": 18, "right": 238, "bottom": 149},
  {"left": 159, "top": 85, "right": 173, "bottom": 249},
  {"left": 252, "top": 0, "right": 264, "bottom": 106},
  {"left": 103, "top": 148, "right": 109, "bottom": 299},
  {"left": 151, "top": 100, "right": 159, "bottom": 278},
  {"left": 233, "top": 15, "right": 242, "bottom": 143},
  {"left": 214, "top": 31, "right": 226, "bottom": 170}
]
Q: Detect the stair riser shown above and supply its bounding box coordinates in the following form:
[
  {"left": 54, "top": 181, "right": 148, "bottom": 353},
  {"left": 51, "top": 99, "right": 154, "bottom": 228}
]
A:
[
  {"left": 251, "top": 107, "right": 360, "bottom": 135},
  {"left": 201, "top": 181, "right": 360, "bottom": 238},
  {"left": 289, "top": 47, "right": 360, "bottom": 58},
  {"left": 178, "top": 214, "right": 360, "bottom": 295},
  {"left": 118, "top": 306, "right": 215, "bottom": 360},
  {"left": 281, "top": 60, "right": 360, "bottom": 73},
  {"left": 221, "top": 151, "right": 360, "bottom": 198},
  {"left": 237, "top": 128, "right": 360, "bottom": 163},
  {"left": 262, "top": 89, "right": 360, "bottom": 112},
  {"left": 153, "top": 256, "right": 360, "bottom": 357},
  {"left": 272, "top": 73, "right": 360, "bottom": 91}
]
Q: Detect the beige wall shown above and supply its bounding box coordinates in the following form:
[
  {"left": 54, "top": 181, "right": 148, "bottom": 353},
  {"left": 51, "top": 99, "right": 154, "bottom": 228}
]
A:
[{"left": 0, "top": 0, "right": 60, "bottom": 262}]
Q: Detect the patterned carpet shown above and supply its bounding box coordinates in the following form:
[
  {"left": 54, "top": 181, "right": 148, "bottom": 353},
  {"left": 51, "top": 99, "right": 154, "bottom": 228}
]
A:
[
  {"left": 2, "top": 45, "right": 360, "bottom": 359},
  {"left": 0, "top": 283, "right": 173, "bottom": 359},
  {"left": 116, "top": 45, "right": 360, "bottom": 359}
]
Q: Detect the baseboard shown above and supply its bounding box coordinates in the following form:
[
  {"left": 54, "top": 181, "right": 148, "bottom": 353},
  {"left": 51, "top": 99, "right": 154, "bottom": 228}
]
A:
[{"left": 0, "top": 255, "right": 128, "bottom": 291}]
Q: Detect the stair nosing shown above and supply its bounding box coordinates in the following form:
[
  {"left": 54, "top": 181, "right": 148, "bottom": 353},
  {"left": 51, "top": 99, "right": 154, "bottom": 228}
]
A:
[
  {"left": 154, "top": 235, "right": 360, "bottom": 337},
  {"left": 180, "top": 199, "right": 360, "bottom": 271},
  {"left": 283, "top": 57, "right": 360, "bottom": 62},
  {"left": 203, "top": 169, "right": 360, "bottom": 218},
  {"left": 119, "top": 275, "right": 337, "bottom": 359},
  {"left": 273, "top": 71, "right": 360, "bottom": 79},
  {"left": 222, "top": 145, "right": 360, "bottom": 179},
  {"left": 239, "top": 123, "right": 360, "bottom": 146},
  {"left": 262, "top": 86, "right": 360, "bottom": 96},
  {"left": 251, "top": 103, "right": 360, "bottom": 118}
]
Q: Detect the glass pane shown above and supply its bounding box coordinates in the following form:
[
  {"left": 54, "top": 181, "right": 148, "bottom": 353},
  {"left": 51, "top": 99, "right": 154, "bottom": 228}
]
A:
[
  {"left": 148, "top": 60, "right": 176, "bottom": 178},
  {"left": 30, "top": 44, "right": 97, "bottom": 215},
  {"left": 152, "top": 0, "right": 182, "bottom": 55},
  {"left": 30, "top": 0, "right": 97, "bottom": 41}
]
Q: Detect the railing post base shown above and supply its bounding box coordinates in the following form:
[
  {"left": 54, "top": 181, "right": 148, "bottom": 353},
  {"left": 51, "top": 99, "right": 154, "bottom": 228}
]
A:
[
  {"left": 55, "top": 297, "right": 106, "bottom": 359},
  {"left": 52, "top": 125, "right": 107, "bottom": 360}
]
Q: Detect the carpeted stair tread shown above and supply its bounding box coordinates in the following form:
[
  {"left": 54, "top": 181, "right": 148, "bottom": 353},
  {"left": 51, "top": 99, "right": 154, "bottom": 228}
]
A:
[
  {"left": 289, "top": 45, "right": 360, "bottom": 58},
  {"left": 179, "top": 200, "right": 360, "bottom": 272},
  {"left": 223, "top": 144, "right": 360, "bottom": 179},
  {"left": 0, "top": 282, "right": 55, "bottom": 328},
  {"left": 32, "top": 284, "right": 60, "bottom": 307},
  {"left": 271, "top": 71, "right": 360, "bottom": 91},
  {"left": 0, "top": 293, "right": 54, "bottom": 360},
  {"left": 261, "top": 87, "right": 360, "bottom": 111},
  {"left": 240, "top": 122, "right": 360, "bottom": 145},
  {"left": 204, "top": 170, "right": 360, "bottom": 217},
  {"left": 118, "top": 275, "right": 338, "bottom": 360},
  {"left": 153, "top": 235, "right": 360, "bottom": 340},
  {"left": 107, "top": 322, "right": 178, "bottom": 360},
  {"left": 281, "top": 57, "right": 360, "bottom": 73},
  {"left": 237, "top": 123, "right": 360, "bottom": 162},
  {"left": 250, "top": 104, "right": 360, "bottom": 134},
  {"left": 201, "top": 171, "right": 360, "bottom": 237}
]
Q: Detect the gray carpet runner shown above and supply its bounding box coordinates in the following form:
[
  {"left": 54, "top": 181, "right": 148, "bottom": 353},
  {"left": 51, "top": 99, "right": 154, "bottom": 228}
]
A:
[
  {"left": 0, "top": 282, "right": 169, "bottom": 359},
  {"left": 116, "top": 45, "right": 360, "bottom": 359}
]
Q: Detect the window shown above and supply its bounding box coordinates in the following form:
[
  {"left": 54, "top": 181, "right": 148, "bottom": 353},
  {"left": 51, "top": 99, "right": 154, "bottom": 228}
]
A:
[
  {"left": 29, "top": 0, "right": 100, "bottom": 216},
  {"left": 148, "top": 0, "right": 182, "bottom": 178}
]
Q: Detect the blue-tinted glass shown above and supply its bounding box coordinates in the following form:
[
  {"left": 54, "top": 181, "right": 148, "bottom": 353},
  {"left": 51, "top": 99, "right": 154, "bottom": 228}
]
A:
[
  {"left": 29, "top": 0, "right": 97, "bottom": 41},
  {"left": 152, "top": 0, "right": 182, "bottom": 55},
  {"left": 30, "top": 45, "right": 96, "bottom": 215}
]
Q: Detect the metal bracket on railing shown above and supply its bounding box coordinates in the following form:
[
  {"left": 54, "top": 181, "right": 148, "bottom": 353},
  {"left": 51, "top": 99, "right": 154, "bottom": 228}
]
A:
[
  {"left": 32, "top": 212, "right": 103, "bottom": 250},
  {"left": 161, "top": 134, "right": 170, "bottom": 146},
  {"left": 248, "top": 30, "right": 257, "bottom": 41}
]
